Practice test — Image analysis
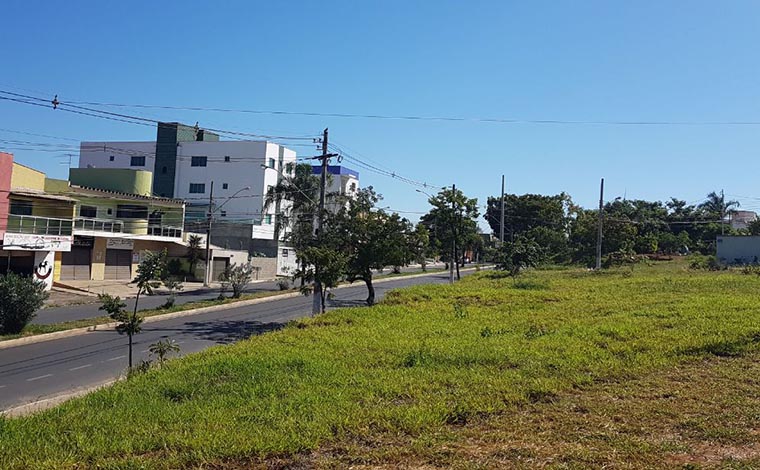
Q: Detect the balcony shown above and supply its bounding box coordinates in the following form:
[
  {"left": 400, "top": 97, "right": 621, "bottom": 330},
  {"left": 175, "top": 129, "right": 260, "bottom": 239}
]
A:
[
  {"left": 74, "top": 217, "right": 124, "bottom": 233},
  {"left": 6, "top": 214, "right": 73, "bottom": 236},
  {"left": 147, "top": 225, "right": 183, "bottom": 238}
]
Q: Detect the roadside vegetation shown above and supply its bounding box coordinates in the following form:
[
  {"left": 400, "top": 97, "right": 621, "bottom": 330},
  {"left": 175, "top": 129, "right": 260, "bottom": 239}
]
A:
[{"left": 1, "top": 259, "right": 759, "bottom": 468}]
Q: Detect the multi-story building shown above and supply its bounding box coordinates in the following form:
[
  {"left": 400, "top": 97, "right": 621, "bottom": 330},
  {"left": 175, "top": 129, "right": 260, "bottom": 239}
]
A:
[
  {"left": 312, "top": 165, "right": 360, "bottom": 212},
  {"left": 0, "top": 153, "right": 76, "bottom": 290},
  {"left": 79, "top": 122, "right": 298, "bottom": 276},
  {"left": 44, "top": 168, "right": 186, "bottom": 281}
]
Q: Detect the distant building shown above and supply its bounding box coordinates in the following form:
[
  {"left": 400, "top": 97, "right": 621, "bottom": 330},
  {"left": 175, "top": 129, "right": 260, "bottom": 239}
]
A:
[
  {"left": 312, "top": 165, "right": 360, "bottom": 211},
  {"left": 78, "top": 122, "right": 298, "bottom": 276},
  {"left": 730, "top": 210, "right": 757, "bottom": 230}
]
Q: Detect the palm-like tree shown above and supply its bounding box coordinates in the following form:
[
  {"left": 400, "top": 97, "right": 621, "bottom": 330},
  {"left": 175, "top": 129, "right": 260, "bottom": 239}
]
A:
[
  {"left": 700, "top": 191, "right": 740, "bottom": 234},
  {"left": 262, "top": 163, "right": 321, "bottom": 240}
]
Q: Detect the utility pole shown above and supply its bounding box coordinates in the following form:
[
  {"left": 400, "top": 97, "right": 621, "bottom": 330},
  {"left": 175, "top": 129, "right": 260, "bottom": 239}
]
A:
[
  {"left": 499, "top": 175, "right": 505, "bottom": 244},
  {"left": 450, "top": 183, "right": 456, "bottom": 284},
  {"left": 595, "top": 178, "right": 604, "bottom": 270},
  {"left": 313, "top": 128, "right": 329, "bottom": 315},
  {"left": 721, "top": 189, "right": 726, "bottom": 235},
  {"left": 204, "top": 180, "right": 215, "bottom": 286}
]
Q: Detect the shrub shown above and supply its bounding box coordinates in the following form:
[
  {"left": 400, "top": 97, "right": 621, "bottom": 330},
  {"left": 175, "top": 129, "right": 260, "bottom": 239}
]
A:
[
  {"left": 689, "top": 255, "right": 724, "bottom": 271},
  {"left": 276, "top": 278, "right": 291, "bottom": 291},
  {"left": 0, "top": 272, "right": 48, "bottom": 334},
  {"left": 219, "top": 263, "right": 256, "bottom": 298}
]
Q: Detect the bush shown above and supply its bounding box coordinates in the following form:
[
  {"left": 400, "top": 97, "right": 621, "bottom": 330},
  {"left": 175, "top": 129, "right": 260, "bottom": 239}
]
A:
[
  {"left": 689, "top": 255, "right": 724, "bottom": 271},
  {"left": 276, "top": 278, "right": 290, "bottom": 291},
  {"left": 0, "top": 272, "right": 48, "bottom": 335},
  {"left": 219, "top": 263, "right": 255, "bottom": 298}
]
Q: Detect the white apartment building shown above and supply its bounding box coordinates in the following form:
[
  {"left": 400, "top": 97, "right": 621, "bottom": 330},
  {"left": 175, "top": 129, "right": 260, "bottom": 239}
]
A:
[{"left": 78, "top": 122, "right": 299, "bottom": 276}]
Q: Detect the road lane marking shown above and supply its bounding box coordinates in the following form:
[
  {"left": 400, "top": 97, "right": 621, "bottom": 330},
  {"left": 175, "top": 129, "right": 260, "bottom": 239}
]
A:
[
  {"left": 0, "top": 385, "right": 6, "bottom": 389},
  {"left": 26, "top": 374, "right": 53, "bottom": 382},
  {"left": 106, "top": 355, "right": 126, "bottom": 362},
  {"left": 68, "top": 364, "right": 92, "bottom": 371},
  {"left": 141, "top": 349, "right": 150, "bottom": 353}
]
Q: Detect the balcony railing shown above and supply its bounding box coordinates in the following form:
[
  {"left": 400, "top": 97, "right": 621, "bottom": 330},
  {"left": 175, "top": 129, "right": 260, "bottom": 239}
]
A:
[
  {"left": 7, "top": 214, "right": 73, "bottom": 236},
  {"left": 147, "top": 225, "right": 183, "bottom": 238},
  {"left": 74, "top": 217, "right": 124, "bottom": 233}
]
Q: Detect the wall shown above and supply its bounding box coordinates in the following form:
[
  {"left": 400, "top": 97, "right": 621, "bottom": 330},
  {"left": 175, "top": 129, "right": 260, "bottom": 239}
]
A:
[
  {"left": 91, "top": 237, "right": 107, "bottom": 280},
  {"left": 69, "top": 168, "right": 154, "bottom": 196},
  {"left": 0, "top": 153, "right": 13, "bottom": 239},
  {"left": 174, "top": 141, "right": 296, "bottom": 241},
  {"left": 78, "top": 141, "right": 156, "bottom": 172},
  {"left": 717, "top": 236, "right": 760, "bottom": 264},
  {"left": 10, "top": 162, "right": 46, "bottom": 190}
]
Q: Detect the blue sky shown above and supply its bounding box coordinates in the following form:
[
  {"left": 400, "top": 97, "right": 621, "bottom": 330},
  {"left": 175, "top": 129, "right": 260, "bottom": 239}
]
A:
[{"left": 2, "top": 0, "right": 760, "bottom": 227}]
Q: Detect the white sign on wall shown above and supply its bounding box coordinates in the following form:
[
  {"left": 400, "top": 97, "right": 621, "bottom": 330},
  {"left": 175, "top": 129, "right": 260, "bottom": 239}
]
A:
[
  {"left": 106, "top": 238, "right": 134, "bottom": 250},
  {"left": 2, "top": 233, "right": 72, "bottom": 252}
]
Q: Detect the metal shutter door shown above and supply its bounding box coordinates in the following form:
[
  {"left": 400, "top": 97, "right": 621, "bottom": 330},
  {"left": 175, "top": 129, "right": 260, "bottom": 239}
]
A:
[
  {"left": 212, "top": 258, "right": 228, "bottom": 281},
  {"left": 60, "top": 247, "right": 91, "bottom": 280},
  {"left": 105, "top": 249, "right": 132, "bottom": 280}
]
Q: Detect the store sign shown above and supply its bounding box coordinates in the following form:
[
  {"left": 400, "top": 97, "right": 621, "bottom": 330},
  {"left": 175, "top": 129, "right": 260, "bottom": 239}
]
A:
[
  {"left": 2, "top": 233, "right": 72, "bottom": 252},
  {"left": 106, "top": 238, "right": 134, "bottom": 250},
  {"left": 73, "top": 236, "right": 95, "bottom": 247}
]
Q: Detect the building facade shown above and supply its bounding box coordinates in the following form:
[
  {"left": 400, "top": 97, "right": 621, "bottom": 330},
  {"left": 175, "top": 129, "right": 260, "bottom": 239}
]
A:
[
  {"left": 0, "top": 153, "right": 75, "bottom": 290},
  {"left": 78, "top": 122, "right": 298, "bottom": 276}
]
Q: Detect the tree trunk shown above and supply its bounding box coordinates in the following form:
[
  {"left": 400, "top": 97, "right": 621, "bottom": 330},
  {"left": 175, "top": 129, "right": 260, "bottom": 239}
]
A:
[
  {"left": 455, "top": 248, "right": 461, "bottom": 280},
  {"left": 365, "top": 272, "right": 375, "bottom": 306},
  {"left": 320, "top": 285, "right": 326, "bottom": 313},
  {"left": 128, "top": 333, "right": 133, "bottom": 370}
]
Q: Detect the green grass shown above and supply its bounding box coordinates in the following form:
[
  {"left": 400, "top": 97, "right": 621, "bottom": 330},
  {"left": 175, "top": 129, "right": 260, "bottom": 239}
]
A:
[
  {"left": 0, "top": 267, "right": 450, "bottom": 343},
  {"left": 2, "top": 260, "right": 760, "bottom": 468}
]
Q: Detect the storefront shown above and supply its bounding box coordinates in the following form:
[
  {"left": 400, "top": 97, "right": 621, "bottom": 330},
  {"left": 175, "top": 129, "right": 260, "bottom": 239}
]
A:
[{"left": 0, "top": 233, "right": 72, "bottom": 290}]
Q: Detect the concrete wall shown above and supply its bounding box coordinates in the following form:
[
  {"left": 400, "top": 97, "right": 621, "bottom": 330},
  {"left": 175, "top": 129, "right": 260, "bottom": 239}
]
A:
[
  {"left": 91, "top": 237, "right": 107, "bottom": 280},
  {"left": 79, "top": 141, "right": 156, "bottom": 172},
  {"left": 10, "top": 163, "right": 46, "bottom": 190},
  {"left": 69, "top": 168, "right": 154, "bottom": 196},
  {"left": 0, "top": 153, "right": 13, "bottom": 239},
  {"left": 716, "top": 236, "right": 760, "bottom": 264}
]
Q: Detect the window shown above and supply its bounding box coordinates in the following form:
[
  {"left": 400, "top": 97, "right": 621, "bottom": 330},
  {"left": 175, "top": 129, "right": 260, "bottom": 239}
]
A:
[
  {"left": 116, "top": 204, "right": 148, "bottom": 219},
  {"left": 189, "top": 183, "right": 205, "bottom": 194},
  {"left": 109, "top": 156, "right": 115, "bottom": 161},
  {"left": 282, "top": 249, "right": 289, "bottom": 258},
  {"left": 79, "top": 205, "right": 97, "bottom": 218},
  {"left": 285, "top": 162, "right": 294, "bottom": 175},
  {"left": 268, "top": 158, "right": 276, "bottom": 169},
  {"left": 224, "top": 156, "right": 231, "bottom": 162},
  {"left": 222, "top": 183, "right": 229, "bottom": 189},
  {"left": 161, "top": 166, "right": 168, "bottom": 174},
  {"left": 107, "top": 208, "right": 113, "bottom": 215},
  {"left": 349, "top": 182, "right": 356, "bottom": 192},
  {"left": 220, "top": 211, "right": 227, "bottom": 217},
  {"left": 191, "top": 156, "right": 207, "bottom": 167},
  {"left": 265, "top": 214, "right": 272, "bottom": 224},
  {"left": 9, "top": 200, "right": 33, "bottom": 216},
  {"left": 130, "top": 156, "right": 145, "bottom": 166}
]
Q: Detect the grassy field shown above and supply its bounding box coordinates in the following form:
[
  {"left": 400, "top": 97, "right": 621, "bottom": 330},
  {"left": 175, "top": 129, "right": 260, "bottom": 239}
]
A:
[{"left": 2, "top": 259, "right": 760, "bottom": 468}]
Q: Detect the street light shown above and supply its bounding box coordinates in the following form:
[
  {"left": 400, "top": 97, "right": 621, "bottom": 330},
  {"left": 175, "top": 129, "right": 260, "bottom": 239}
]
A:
[{"left": 204, "top": 184, "right": 251, "bottom": 286}]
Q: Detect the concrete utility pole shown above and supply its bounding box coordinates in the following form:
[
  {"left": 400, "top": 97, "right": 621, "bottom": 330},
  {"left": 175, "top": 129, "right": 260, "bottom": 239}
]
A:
[
  {"left": 721, "top": 188, "right": 726, "bottom": 236},
  {"left": 313, "top": 128, "right": 329, "bottom": 315},
  {"left": 450, "top": 183, "right": 456, "bottom": 284},
  {"left": 595, "top": 178, "right": 604, "bottom": 270},
  {"left": 500, "top": 175, "right": 505, "bottom": 244},
  {"left": 204, "top": 180, "right": 215, "bottom": 286}
]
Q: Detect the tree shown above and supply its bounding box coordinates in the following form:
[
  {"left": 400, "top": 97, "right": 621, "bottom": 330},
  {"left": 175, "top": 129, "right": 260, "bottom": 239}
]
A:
[
  {"left": 295, "top": 246, "right": 347, "bottom": 313},
  {"left": 98, "top": 293, "right": 142, "bottom": 370},
  {"left": 496, "top": 236, "right": 544, "bottom": 277},
  {"left": 410, "top": 223, "right": 431, "bottom": 271},
  {"left": 161, "top": 277, "right": 183, "bottom": 308},
  {"left": 420, "top": 187, "right": 480, "bottom": 280},
  {"left": 263, "top": 163, "right": 323, "bottom": 287},
  {"left": 186, "top": 234, "right": 203, "bottom": 279},
  {"left": 112, "top": 249, "right": 167, "bottom": 369},
  {"left": 0, "top": 272, "right": 48, "bottom": 335},
  {"left": 335, "top": 187, "right": 417, "bottom": 305},
  {"left": 219, "top": 263, "right": 255, "bottom": 298}
]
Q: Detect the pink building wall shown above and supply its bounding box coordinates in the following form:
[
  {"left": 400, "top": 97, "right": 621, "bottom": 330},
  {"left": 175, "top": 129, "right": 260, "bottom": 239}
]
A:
[{"left": 0, "top": 152, "right": 13, "bottom": 240}]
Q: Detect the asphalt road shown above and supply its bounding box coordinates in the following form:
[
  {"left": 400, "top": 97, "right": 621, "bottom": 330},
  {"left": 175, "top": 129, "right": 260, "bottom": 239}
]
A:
[
  {"left": 0, "top": 271, "right": 457, "bottom": 412},
  {"left": 34, "top": 265, "right": 444, "bottom": 325}
]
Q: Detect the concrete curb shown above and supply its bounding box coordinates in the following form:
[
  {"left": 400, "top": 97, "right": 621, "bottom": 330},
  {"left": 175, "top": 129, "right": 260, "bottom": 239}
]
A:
[
  {"left": 0, "top": 267, "right": 490, "bottom": 351},
  {"left": 1, "top": 379, "right": 120, "bottom": 417}
]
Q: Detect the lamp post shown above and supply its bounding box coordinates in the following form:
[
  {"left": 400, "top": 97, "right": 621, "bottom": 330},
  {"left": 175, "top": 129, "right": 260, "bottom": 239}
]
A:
[{"left": 204, "top": 185, "right": 251, "bottom": 286}]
